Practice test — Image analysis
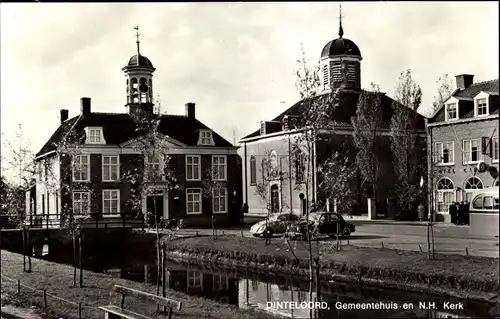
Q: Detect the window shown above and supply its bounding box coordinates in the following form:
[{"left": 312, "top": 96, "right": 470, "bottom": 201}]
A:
[
  {"left": 212, "top": 156, "right": 227, "bottom": 180},
  {"left": 186, "top": 156, "right": 200, "bottom": 181},
  {"left": 186, "top": 189, "right": 201, "bottom": 214},
  {"left": 146, "top": 154, "right": 162, "bottom": 181},
  {"left": 463, "top": 139, "right": 482, "bottom": 164},
  {"left": 103, "top": 190, "right": 120, "bottom": 215},
  {"left": 102, "top": 156, "right": 119, "bottom": 181},
  {"left": 464, "top": 177, "right": 483, "bottom": 202},
  {"left": 213, "top": 274, "right": 229, "bottom": 291},
  {"left": 72, "top": 155, "right": 90, "bottom": 182},
  {"left": 213, "top": 188, "right": 227, "bottom": 214},
  {"left": 436, "top": 178, "right": 454, "bottom": 213},
  {"left": 322, "top": 64, "right": 328, "bottom": 87},
  {"left": 250, "top": 156, "right": 256, "bottom": 185},
  {"left": 472, "top": 196, "right": 483, "bottom": 209},
  {"left": 445, "top": 103, "right": 458, "bottom": 121},
  {"left": 73, "top": 192, "right": 90, "bottom": 216},
  {"left": 295, "top": 152, "right": 305, "bottom": 183},
  {"left": 483, "top": 196, "right": 494, "bottom": 209},
  {"left": 435, "top": 142, "right": 454, "bottom": 165},
  {"left": 476, "top": 98, "right": 488, "bottom": 116},
  {"left": 198, "top": 130, "right": 213, "bottom": 145},
  {"left": 493, "top": 138, "right": 499, "bottom": 163},
  {"left": 187, "top": 271, "right": 202, "bottom": 289},
  {"left": 89, "top": 129, "right": 101, "bottom": 143}
]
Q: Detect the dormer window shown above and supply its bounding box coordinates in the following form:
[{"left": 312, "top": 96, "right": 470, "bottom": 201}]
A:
[
  {"left": 445, "top": 103, "right": 458, "bottom": 121},
  {"left": 198, "top": 130, "right": 214, "bottom": 146},
  {"left": 476, "top": 98, "right": 488, "bottom": 117},
  {"left": 84, "top": 127, "right": 105, "bottom": 144}
]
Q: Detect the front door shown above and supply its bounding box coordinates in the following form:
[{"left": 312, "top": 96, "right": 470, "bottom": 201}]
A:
[
  {"left": 270, "top": 185, "right": 279, "bottom": 213},
  {"left": 146, "top": 195, "right": 164, "bottom": 224}
]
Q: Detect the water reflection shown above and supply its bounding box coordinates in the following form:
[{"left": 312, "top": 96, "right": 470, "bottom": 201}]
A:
[{"left": 37, "top": 248, "right": 494, "bottom": 319}]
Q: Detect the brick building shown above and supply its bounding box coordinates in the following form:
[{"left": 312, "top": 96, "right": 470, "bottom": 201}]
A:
[
  {"left": 29, "top": 35, "right": 241, "bottom": 228},
  {"left": 238, "top": 23, "right": 426, "bottom": 218},
  {"left": 426, "top": 75, "right": 499, "bottom": 222}
]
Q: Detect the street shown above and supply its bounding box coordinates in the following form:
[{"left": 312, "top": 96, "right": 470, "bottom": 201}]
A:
[{"left": 175, "top": 221, "right": 499, "bottom": 258}]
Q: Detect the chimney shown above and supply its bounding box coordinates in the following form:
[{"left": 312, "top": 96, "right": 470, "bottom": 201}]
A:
[
  {"left": 455, "top": 74, "right": 474, "bottom": 90},
  {"left": 80, "top": 97, "right": 91, "bottom": 115},
  {"left": 185, "top": 102, "right": 195, "bottom": 119},
  {"left": 60, "top": 109, "right": 69, "bottom": 123}
]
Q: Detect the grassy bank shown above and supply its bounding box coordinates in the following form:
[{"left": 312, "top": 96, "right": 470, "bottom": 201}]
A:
[
  {"left": 0, "top": 250, "right": 276, "bottom": 319},
  {"left": 163, "top": 235, "right": 499, "bottom": 302}
]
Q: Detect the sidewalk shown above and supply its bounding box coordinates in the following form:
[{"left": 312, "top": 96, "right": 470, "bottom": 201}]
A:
[{"left": 1, "top": 305, "right": 42, "bottom": 319}]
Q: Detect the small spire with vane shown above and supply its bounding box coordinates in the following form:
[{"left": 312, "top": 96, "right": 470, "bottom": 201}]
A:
[
  {"left": 134, "top": 26, "right": 141, "bottom": 54},
  {"left": 338, "top": 4, "right": 344, "bottom": 38}
]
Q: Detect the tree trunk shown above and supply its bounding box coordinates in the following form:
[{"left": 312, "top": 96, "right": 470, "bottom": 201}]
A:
[
  {"left": 73, "top": 231, "right": 77, "bottom": 287},
  {"left": 79, "top": 235, "right": 83, "bottom": 287}
]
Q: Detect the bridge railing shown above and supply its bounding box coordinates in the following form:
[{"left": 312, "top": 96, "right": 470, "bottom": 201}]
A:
[{"left": 23, "top": 213, "right": 145, "bottom": 230}]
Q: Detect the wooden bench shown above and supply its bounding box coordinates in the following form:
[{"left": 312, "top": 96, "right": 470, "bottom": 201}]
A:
[{"left": 99, "top": 285, "right": 182, "bottom": 319}]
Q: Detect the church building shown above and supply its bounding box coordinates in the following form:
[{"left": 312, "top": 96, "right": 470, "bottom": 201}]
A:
[
  {"left": 238, "top": 17, "right": 427, "bottom": 219},
  {"left": 29, "top": 28, "right": 242, "bottom": 228}
]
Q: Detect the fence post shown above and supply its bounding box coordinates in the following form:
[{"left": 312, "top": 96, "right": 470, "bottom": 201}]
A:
[
  {"left": 465, "top": 247, "right": 469, "bottom": 256},
  {"left": 381, "top": 241, "right": 384, "bottom": 249},
  {"left": 17, "top": 280, "right": 20, "bottom": 294},
  {"left": 418, "top": 244, "right": 423, "bottom": 252},
  {"left": 79, "top": 235, "right": 83, "bottom": 287},
  {"left": 241, "top": 230, "right": 244, "bottom": 238},
  {"left": 43, "top": 289, "right": 47, "bottom": 307},
  {"left": 78, "top": 302, "right": 82, "bottom": 319}
]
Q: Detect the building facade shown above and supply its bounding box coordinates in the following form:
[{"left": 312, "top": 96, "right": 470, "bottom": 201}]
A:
[
  {"left": 427, "top": 75, "right": 499, "bottom": 222},
  {"left": 239, "top": 22, "right": 426, "bottom": 219},
  {"left": 29, "top": 36, "right": 242, "bottom": 228}
]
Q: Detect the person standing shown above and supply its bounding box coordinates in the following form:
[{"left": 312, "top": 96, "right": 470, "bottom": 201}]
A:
[{"left": 418, "top": 202, "right": 425, "bottom": 222}]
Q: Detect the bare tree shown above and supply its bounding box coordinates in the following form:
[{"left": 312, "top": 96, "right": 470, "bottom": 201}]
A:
[
  {"left": 254, "top": 150, "right": 288, "bottom": 245},
  {"left": 430, "top": 74, "right": 455, "bottom": 118},
  {"left": 1, "top": 125, "right": 36, "bottom": 226},
  {"left": 390, "top": 69, "right": 424, "bottom": 220},
  {"left": 201, "top": 165, "right": 226, "bottom": 239},
  {"left": 121, "top": 108, "right": 177, "bottom": 297},
  {"left": 351, "top": 83, "right": 384, "bottom": 213}
]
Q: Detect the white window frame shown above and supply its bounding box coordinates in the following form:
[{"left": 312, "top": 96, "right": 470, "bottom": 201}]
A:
[
  {"left": 436, "top": 178, "right": 455, "bottom": 213},
  {"left": 187, "top": 270, "right": 203, "bottom": 289},
  {"left": 464, "top": 177, "right": 484, "bottom": 203},
  {"left": 435, "top": 141, "right": 454, "bottom": 166},
  {"left": 197, "top": 130, "right": 214, "bottom": 146},
  {"left": 212, "top": 155, "right": 227, "bottom": 181},
  {"left": 102, "top": 155, "right": 120, "bottom": 182},
  {"left": 463, "top": 139, "right": 483, "bottom": 164},
  {"left": 213, "top": 188, "right": 227, "bottom": 214},
  {"left": 102, "top": 189, "right": 120, "bottom": 216},
  {"left": 186, "top": 155, "right": 201, "bottom": 181},
  {"left": 84, "top": 127, "right": 105, "bottom": 144},
  {"left": 186, "top": 188, "right": 202, "bottom": 215},
  {"left": 474, "top": 92, "right": 490, "bottom": 117},
  {"left": 445, "top": 103, "right": 458, "bottom": 121},
  {"left": 145, "top": 153, "right": 164, "bottom": 181},
  {"left": 492, "top": 137, "right": 499, "bottom": 163},
  {"left": 72, "top": 191, "right": 90, "bottom": 216},
  {"left": 72, "top": 155, "right": 90, "bottom": 182}
]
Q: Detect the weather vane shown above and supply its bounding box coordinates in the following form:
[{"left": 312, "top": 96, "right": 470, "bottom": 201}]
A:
[
  {"left": 134, "top": 26, "right": 141, "bottom": 54},
  {"left": 337, "top": 4, "right": 345, "bottom": 38}
]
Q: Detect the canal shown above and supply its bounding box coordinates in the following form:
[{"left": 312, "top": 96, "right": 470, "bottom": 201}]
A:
[{"left": 26, "top": 241, "right": 495, "bottom": 319}]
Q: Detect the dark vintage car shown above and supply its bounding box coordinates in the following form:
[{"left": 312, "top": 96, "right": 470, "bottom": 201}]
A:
[
  {"left": 250, "top": 213, "right": 301, "bottom": 237},
  {"left": 286, "top": 212, "right": 355, "bottom": 239}
]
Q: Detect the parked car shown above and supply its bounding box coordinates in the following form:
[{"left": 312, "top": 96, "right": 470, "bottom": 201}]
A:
[
  {"left": 286, "top": 212, "right": 355, "bottom": 239},
  {"left": 250, "top": 213, "right": 301, "bottom": 237}
]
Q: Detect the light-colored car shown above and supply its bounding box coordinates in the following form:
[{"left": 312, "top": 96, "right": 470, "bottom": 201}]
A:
[{"left": 249, "top": 213, "right": 301, "bottom": 237}]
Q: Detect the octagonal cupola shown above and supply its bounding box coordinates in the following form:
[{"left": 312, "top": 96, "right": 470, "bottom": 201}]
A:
[{"left": 321, "top": 5, "right": 362, "bottom": 91}]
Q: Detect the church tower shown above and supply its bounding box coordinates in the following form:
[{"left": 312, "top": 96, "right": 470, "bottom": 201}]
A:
[
  {"left": 122, "top": 26, "right": 156, "bottom": 117},
  {"left": 320, "top": 5, "right": 362, "bottom": 91}
]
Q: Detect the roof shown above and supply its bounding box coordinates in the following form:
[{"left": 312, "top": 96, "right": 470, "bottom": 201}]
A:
[
  {"left": 241, "top": 89, "right": 426, "bottom": 140},
  {"left": 430, "top": 79, "right": 499, "bottom": 123},
  {"left": 127, "top": 54, "right": 154, "bottom": 69},
  {"left": 321, "top": 37, "right": 361, "bottom": 58},
  {"left": 453, "top": 79, "right": 499, "bottom": 99},
  {"left": 36, "top": 112, "right": 233, "bottom": 158}
]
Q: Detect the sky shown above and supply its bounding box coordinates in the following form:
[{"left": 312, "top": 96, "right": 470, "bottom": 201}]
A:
[{"left": 1, "top": 2, "right": 498, "bottom": 162}]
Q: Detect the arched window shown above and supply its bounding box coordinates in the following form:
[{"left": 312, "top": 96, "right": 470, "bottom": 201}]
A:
[
  {"left": 270, "top": 150, "right": 278, "bottom": 168},
  {"left": 436, "top": 178, "right": 454, "bottom": 213},
  {"left": 131, "top": 78, "right": 138, "bottom": 103},
  {"left": 250, "top": 156, "right": 256, "bottom": 185},
  {"left": 464, "top": 177, "right": 483, "bottom": 202}
]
